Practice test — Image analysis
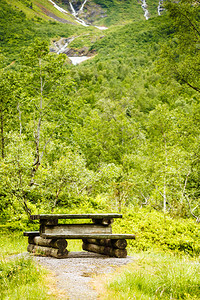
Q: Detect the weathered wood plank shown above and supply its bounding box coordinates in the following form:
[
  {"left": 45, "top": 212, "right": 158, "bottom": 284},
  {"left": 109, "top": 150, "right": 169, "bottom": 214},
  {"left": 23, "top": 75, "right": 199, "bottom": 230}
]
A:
[
  {"left": 82, "top": 243, "right": 127, "bottom": 258},
  {"left": 41, "top": 224, "right": 112, "bottom": 235},
  {"left": 27, "top": 244, "right": 69, "bottom": 258},
  {"left": 23, "top": 231, "right": 40, "bottom": 237},
  {"left": 30, "top": 214, "right": 122, "bottom": 220},
  {"left": 41, "top": 233, "right": 135, "bottom": 239}
]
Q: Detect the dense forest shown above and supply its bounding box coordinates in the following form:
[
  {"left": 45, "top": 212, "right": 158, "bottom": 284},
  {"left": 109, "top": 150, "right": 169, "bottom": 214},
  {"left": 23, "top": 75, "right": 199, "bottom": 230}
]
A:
[{"left": 1, "top": 0, "right": 200, "bottom": 223}]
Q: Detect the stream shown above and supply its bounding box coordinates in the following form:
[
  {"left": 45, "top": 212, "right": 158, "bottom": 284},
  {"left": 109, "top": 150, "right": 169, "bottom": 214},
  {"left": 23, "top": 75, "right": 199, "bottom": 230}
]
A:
[
  {"left": 158, "top": 0, "right": 164, "bottom": 16},
  {"left": 141, "top": 0, "right": 149, "bottom": 20},
  {"left": 140, "top": 0, "right": 165, "bottom": 19},
  {"left": 68, "top": 56, "right": 91, "bottom": 65}
]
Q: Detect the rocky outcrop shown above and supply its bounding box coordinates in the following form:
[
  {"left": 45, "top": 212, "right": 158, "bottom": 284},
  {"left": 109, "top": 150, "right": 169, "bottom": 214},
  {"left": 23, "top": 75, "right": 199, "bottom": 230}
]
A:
[
  {"left": 63, "top": 47, "right": 96, "bottom": 57},
  {"left": 50, "top": 37, "right": 96, "bottom": 57}
]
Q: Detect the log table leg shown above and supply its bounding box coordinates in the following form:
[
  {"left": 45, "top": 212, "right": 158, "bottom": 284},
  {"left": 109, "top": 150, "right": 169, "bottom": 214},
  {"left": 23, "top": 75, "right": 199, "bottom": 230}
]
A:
[
  {"left": 27, "top": 236, "right": 69, "bottom": 258},
  {"left": 27, "top": 244, "right": 69, "bottom": 258},
  {"left": 84, "top": 238, "right": 127, "bottom": 249},
  {"left": 82, "top": 239, "right": 128, "bottom": 258},
  {"left": 28, "top": 236, "right": 68, "bottom": 251}
]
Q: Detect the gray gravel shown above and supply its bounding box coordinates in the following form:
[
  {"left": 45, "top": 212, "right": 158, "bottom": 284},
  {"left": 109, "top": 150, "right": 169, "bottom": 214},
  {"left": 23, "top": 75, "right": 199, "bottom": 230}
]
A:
[{"left": 32, "top": 251, "right": 133, "bottom": 300}]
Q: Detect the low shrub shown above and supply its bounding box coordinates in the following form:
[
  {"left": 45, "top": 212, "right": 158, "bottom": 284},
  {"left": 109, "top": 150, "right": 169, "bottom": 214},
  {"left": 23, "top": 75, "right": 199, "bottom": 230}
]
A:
[{"left": 113, "top": 208, "right": 200, "bottom": 256}]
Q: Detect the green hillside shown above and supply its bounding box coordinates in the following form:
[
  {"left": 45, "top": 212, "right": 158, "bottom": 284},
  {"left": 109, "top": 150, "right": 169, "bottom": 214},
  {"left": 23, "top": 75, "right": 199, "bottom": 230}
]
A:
[
  {"left": 0, "top": 0, "right": 199, "bottom": 231},
  {"left": 6, "top": 0, "right": 75, "bottom": 22},
  {"left": 92, "top": 0, "right": 161, "bottom": 24}
]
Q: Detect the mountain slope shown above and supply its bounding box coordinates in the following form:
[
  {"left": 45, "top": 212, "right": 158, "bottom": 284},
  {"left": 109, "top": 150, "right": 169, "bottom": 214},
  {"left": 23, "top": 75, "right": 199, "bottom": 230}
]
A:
[
  {"left": 4, "top": 0, "right": 165, "bottom": 26},
  {"left": 6, "top": 0, "right": 76, "bottom": 23}
]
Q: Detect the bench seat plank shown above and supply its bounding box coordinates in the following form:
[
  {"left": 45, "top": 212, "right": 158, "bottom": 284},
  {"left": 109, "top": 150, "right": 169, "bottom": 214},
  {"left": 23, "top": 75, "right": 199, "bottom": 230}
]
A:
[
  {"left": 41, "top": 233, "right": 135, "bottom": 239},
  {"left": 30, "top": 214, "right": 122, "bottom": 220}
]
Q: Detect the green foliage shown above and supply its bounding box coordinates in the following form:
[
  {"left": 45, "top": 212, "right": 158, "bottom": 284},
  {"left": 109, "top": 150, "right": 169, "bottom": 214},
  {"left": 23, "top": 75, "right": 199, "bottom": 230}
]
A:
[
  {"left": 0, "top": 230, "right": 56, "bottom": 299},
  {"left": 0, "top": 0, "right": 85, "bottom": 63},
  {"left": 105, "top": 253, "right": 200, "bottom": 300},
  {"left": 113, "top": 209, "right": 200, "bottom": 256},
  {"left": 158, "top": 0, "right": 200, "bottom": 93}
]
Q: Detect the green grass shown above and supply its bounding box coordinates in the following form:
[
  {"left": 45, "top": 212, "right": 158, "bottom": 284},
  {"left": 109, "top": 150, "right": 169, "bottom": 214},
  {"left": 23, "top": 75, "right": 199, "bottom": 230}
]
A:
[
  {"left": 102, "top": 253, "right": 200, "bottom": 300},
  {"left": 0, "top": 257, "right": 55, "bottom": 300},
  {"left": 0, "top": 231, "right": 27, "bottom": 257},
  {"left": 0, "top": 231, "right": 58, "bottom": 300}
]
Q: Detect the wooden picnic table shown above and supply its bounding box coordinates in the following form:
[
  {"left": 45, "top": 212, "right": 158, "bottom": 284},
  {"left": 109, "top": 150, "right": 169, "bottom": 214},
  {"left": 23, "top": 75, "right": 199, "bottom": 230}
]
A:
[{"left": 24, "top": 213, "right": 135, "bottom": 258}]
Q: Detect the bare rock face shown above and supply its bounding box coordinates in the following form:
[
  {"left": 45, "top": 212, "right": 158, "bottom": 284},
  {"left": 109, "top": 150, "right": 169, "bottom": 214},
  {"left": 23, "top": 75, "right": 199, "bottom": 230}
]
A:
[
  {"left": 63, "top": 47, "right": 96, "bottom": 57},
  {"left": 50, "top": 37, "right": 97, "bottom": 58}
]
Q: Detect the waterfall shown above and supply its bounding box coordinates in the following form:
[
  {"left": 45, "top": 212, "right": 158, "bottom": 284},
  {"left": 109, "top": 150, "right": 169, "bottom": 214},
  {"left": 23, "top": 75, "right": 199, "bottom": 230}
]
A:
[
  {"left": 79, "top": 0, "right": 88, "bottom": 12},
  {"left": 48, "top": 0, "right": 68, "bottom": 14},
  {"left": 53, "top": 37, "right": 76, "bottom": 54},
  {"left": 53, "top": 37, "right": 91, "bottom": 65},
  {"left": 57, "top": 41, "right": 69, "bottom": 55},
  {"left": 95, "top": 26, "right": 108, "bottom": 30},
  {"left": 69, "top": 1, "right": 89, "bottom": 26},
  {"left": 49, "top": 0, "right": 107, "bottom": 28},
  {"left": 158, "top": 0, "right": 164, "bottom": 16},
  {"left": 69, "top": 1, "right": 78, "bottom": 16},
  {"left": 141, "top": 0, "right": 149, "bottom": 20}
]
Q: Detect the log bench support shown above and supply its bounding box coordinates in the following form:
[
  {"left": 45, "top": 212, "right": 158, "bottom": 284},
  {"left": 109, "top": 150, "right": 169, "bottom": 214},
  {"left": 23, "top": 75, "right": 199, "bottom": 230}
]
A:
[
  {"left": 82, "top": 238, "right": 128, "bottom": 258},
  {"left": 24, "top": 232, "right": 135, "bottom": 259},
  {"left": 24, "top": 232, "right": 69, "bottom": 259}
]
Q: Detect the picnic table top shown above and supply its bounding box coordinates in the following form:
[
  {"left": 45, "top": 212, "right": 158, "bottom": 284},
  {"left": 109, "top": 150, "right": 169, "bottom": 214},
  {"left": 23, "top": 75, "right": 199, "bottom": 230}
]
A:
[{"left": 30, "top": 213, "right": 123, "bottom": 220}]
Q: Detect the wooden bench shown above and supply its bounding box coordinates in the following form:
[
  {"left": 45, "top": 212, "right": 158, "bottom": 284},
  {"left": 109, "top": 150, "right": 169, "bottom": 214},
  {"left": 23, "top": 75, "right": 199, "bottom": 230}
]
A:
[{"left": 24, "top": 214, "right": 135, "bottom": 258}]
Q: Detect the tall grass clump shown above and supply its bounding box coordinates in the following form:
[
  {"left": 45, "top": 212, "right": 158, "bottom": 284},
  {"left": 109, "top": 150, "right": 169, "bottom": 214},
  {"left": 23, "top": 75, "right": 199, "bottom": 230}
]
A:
[
  {"left": 0, "top": 256, "right": 53, "bottom": 300},
  {"left": 0, "top": 231, "right": 27, "bottom": 257},
  {"left": 0, "top": 231, "right": 57, "bottom": 299},
  {"left": 105, "top": 253, "right": 200, "bottom": 300}
]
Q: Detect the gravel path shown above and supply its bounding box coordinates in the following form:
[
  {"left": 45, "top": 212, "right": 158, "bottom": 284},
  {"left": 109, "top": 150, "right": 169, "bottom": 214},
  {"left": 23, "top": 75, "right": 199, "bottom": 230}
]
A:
[{"left": 33, "top": 251, "right": 133, "bottom": 300}]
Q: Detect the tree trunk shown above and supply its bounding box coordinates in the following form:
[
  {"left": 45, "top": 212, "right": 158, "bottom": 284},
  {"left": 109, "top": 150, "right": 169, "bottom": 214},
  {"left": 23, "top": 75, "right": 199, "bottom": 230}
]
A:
[{"left": 0, "top": 108, "right": 4, "bottom": 158}]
